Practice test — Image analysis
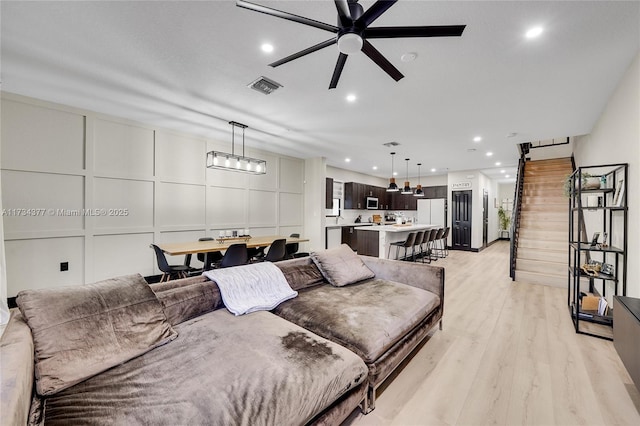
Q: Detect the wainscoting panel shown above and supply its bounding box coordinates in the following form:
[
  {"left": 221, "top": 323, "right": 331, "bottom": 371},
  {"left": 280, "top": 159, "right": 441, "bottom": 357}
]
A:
[
  {"left": 156, "top": 131, "right": 206, "bottom": 184},
  {"left": 157, "top": 182, "right": 205, "bottom": 228},
  {"left": 93, "top": 233, "right": 154, "bottom": 281},
  {"left": 206, "top": 186, "right": 247, "bottom": 227},
  {"left": 279, "top": 157, "right": 304, "bottom": 193},
  {"left": 93, "top": 177, "right": 154, "bottom": 229},
  {"left": 279, "top": 192, "right": 303, "bottom": 226},
  {"left": 249, "top": 189, "right": 277, "bottom": 227},
  {"left": 93, "top": 118, "right": 154, "bottom": 178},
  {"left": 0, "top": 99, "right": 85, "bottom": 173},
  {"left": 4, "top": 237, "right": 85, "bottom": 295},
  {"left": 1, "top": 170, "right": 84, "bottom": 235}
]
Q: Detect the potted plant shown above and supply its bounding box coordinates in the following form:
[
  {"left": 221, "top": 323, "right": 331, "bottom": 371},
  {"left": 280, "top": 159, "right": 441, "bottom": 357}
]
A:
[
  {"left": 498, "top": 207, "right": 510, "bottom": 231},
  {"left": 563, "top": 172, "right": 599, "bottom": 197}
]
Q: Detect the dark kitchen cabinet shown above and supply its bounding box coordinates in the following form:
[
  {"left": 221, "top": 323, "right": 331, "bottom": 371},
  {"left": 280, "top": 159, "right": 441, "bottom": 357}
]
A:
[
  {"left": 326, "top": 177, "right": 334, "bottom": 209},
  {"left": 341, "top": 226, "right": 358, "bottom": 250},
  {"left": 435, "top": 185, "right": 448, "bottom": 199},
  {"left": 356, "top": 230, "right": 379, "bottom": 257},
  {"left": 344, "top": 182, "right": 364, "bottom": 209},
  {"left": 391, "top": 192, "right": 417, "bottom": 210},
  {"left": 423, "top": 185, "right": 448, "bottom": 199}
]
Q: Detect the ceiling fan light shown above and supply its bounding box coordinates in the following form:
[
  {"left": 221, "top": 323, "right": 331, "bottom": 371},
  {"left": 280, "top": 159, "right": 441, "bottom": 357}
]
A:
[{"left": 337, "top": 33, "right": 363, "bottom": 55}]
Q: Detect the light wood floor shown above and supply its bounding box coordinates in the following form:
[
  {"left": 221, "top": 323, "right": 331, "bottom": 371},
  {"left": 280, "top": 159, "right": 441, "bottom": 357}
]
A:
[{"left": 347, "top": 241, "right": 640, "bottom": 426}]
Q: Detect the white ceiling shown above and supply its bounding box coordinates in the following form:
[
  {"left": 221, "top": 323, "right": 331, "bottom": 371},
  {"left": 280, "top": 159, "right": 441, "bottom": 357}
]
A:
[{"left": 2, "top": 1, "right": 638, "bottom": 184}]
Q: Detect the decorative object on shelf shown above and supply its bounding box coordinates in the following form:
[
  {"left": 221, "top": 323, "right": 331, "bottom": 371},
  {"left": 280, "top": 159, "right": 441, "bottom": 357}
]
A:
[
  {"left": 563, "top": 172, "right": 597, "bottom": 197},
  {"left": 413, "top": 163, "right": 424, "bottom": 197},
  {"left": 206, "top": 121, "right": 267, "bottom": 174},
  {"left": 613, "top": 178, "right": 625, "bottom": 207},
  {"left": 401, "top": 158, "right": 412, "bottom": 194},
  {"left": 590, "top": 232, "right": 600, "bottom": 248},
  {"left": 386, "top": 152, "right": 399, "bottom": 192}
]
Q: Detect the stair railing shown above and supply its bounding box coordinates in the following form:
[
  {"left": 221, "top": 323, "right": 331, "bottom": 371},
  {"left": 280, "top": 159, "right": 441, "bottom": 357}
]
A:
[{"left": 509, "top": 155, "right": 526, "bottom": 280}]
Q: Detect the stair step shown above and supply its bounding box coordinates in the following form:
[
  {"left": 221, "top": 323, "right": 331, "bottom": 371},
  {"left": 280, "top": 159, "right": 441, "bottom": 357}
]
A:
[
  {"left": 520, "top": 211, "right": 567, "bottom": 222},
  {"left": 519, "top": 229, "right": 566, "bottom": 241},
  {"left": 521, "top": 204, "right": 568, "bottom": 212},
  {"left": 521, "top": 196, "right": 567, "bottom": 204},
  {"left": 516, "top": 258, "right": 567, "bottom": 275},
  {"left": 523, "top": 176, "right": 569, "bottom": 184},
  {"left": 526, "top": 158, "right": 572, "bottom": 166},
  {"left": 522, "top": 189, "right": 565, "bottom": 197},
  {"left": 515, "top": 270, "right": 566, "bottom": 288},
  {"left": 519, "top": 220, "right": 568, "bottom": 231},
  {"left": 523, "top": 181, "right": 565, "bottom": 190},
  {"left": 518, "top": 238, "right": 566, "bottom": 251},
  {"left": 517, "top": 247, "right": 568, "bottom": 262}
]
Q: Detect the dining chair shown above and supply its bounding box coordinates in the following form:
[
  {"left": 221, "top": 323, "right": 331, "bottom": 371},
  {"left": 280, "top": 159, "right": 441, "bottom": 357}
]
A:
[
  {"left": 441, "top": 227, "right": 451, "bottom": 257},
  {"left": 184, "top": 237, "right": 223, "bottom": 271},
  {"left": 150, "top": 244, "right": 191, "bottom": 282},
  {"left": 433, "top": 228, "right": 445, "bottom": 258},
  {"left": 388, "top": 232, "right": 416, "bottom": 261},
  {"left": 263, "top": 239, "right": 287, "bottom": 262},
  {"left": 285, "top": 233, "right": 310, "bottom": 259},
  {"left": 219, "top": 243, "right": 249, "bottom": 268},
  {"left": 425, "top": 229, "right": 438, "bottom": 263}
]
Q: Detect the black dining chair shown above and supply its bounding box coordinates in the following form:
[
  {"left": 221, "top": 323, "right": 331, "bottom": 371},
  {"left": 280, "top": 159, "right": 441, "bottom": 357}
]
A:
[
  {"left": 184, "top": 237, "right": 223, "bottom": 271},
  {"left": 285, "top": 233, "right": 309, "bottom": 259},
  {"left": 440, "top": 227, "right": 450, "bottom": 257},
  {"left": 433, "top": 228, "right": 445, "bottom": 258},
  {"left": 219, "top": 243, "right": 249, "bottom": 268},
  {"left": 388, "top": 232, "right": 416, "bottom": 261},
  {"left": 424, "top": 229, "right": 439, "bottom": 263},
  {"left": 150, "top": 244, "right": 191, "bottom": 282},
  {"left": 263, "top": 239, "right": 287, "bottom": 262}
]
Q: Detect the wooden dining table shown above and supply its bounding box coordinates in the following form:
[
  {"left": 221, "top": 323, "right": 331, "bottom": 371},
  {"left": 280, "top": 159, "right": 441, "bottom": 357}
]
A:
[
  {"left": 157, "top": 235, "right": 309, "bottom": 270},
  {"left": 158, "top": 235, "right": 308, "bottom": 256}
]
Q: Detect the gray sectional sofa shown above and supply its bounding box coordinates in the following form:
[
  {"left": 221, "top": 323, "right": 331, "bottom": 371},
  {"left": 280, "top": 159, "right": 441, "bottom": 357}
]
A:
[{"left": 1, "top": 244, "right": 444, "bottom": 425}]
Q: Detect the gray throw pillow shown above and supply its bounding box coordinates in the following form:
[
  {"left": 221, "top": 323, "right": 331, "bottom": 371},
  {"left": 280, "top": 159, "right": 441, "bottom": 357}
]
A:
[
  {"left": 311, "top": 244, "right": 375, "bottom": 287},
  {"left": 276, "top": 263, "right": 325, "bottom": 291},
  {"left": 17, "top": 274, "right": 177, "bottom": 396}
]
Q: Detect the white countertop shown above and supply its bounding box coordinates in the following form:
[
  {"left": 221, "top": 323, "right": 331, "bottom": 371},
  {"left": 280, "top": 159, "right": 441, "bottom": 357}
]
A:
[
  {"left": 325, "top": 223, "right": 374, "bottom": 229},
  {"left": 354, "top": 224, "right": 438, "bottom": 232}
]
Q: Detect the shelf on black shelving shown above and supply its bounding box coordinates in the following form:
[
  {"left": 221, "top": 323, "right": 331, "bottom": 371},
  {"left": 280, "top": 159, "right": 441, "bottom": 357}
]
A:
[
  {"left": 571, "top": 206, "right": 627, "bottom": 212},
  {"left": 576, "top": 188, "right": 615, "bottom": 194},
  {"left": 570, "top": 304, "right": 613, "bottom": 326},
  {"left": 568, "top": 266, "right": 617, "bottom": 281},
  {"left": 569, "top": 243, "right": 624, "bottom": 253}
]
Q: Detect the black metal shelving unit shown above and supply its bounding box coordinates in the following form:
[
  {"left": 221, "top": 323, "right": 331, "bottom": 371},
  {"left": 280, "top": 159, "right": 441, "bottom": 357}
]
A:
[{"left": 567, "top": 163, "right": 628, "bottom": 340}]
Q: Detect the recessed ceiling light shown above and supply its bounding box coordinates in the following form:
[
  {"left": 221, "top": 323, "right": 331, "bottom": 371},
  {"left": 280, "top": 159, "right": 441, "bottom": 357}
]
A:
[
  {"left": 473, "top": 136, "right": 482, "bottom": 142},
  {"left": 525, "top": 26, "right": 543, "bottom": 39},
  {"left": 345, "top": 158, "right": 351, "bottom": 162},
  {"left": 372, "top": 166, "right": 378, "bottom": 170},
  {"left": 495, "top": 162, "right": 501, "bottom": 166},
  {"left": 486, "top": 152, "right": 493, "bottom": 157},
  {"left": 431, "top": 168, "right": 436, "bottom": 172},
  {"left": 393, "top": 172, "right": 398, "bottom": 176},
  {"left": 400, "top": 52, "right": 417, "bottom": 62},
  {"left": 261, "top": 43, "right": 274, "bottom": 53},
  {"left": 346, "top": 94, "right": 357, "bottom": 102},
  {"left": 500, "top": 170, "right": 505, "bottom": 173},
  {"left": 505, "top": 175, "right": 510, "bottom": 178}
]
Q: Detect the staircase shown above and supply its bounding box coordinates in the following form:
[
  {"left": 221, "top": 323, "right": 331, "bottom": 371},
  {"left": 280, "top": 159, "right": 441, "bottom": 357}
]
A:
[{"left": 515, "top": 158, "right": 572, "bottom": 287}]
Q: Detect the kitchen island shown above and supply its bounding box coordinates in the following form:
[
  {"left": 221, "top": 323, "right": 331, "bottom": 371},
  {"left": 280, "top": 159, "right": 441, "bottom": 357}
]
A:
[{"left": 354, "top": 224, "right": 438, "bottom": 259}]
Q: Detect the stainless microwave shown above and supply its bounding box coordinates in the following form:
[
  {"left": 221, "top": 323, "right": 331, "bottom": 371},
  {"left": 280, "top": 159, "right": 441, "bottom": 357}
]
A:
[{"left": 366, "top": 197, "right": 378, "bottom": 209}]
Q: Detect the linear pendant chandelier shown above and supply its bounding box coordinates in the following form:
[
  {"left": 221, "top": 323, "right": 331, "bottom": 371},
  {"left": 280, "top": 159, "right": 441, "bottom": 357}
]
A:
[{"left": 206, "top": 121, "right": 267, "bottom": 174}]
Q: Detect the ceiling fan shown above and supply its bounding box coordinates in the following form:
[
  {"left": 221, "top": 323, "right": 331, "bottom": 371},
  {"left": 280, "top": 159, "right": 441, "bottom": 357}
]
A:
[{"left": 236, "top": 0, "right": 466, "bottom": 89}]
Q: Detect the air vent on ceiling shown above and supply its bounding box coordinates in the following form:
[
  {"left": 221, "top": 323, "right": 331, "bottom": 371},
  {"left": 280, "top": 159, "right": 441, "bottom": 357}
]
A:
[
  {"left": 383, "top": 142, "right": 400, "bottom": 147},
  {"left": 248, "top": 76, "right": 283, "bottom": 95}
]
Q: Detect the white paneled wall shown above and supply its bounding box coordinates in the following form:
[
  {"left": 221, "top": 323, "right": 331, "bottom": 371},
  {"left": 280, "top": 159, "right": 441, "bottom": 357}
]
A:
[{"left": 1, "top": 93, "right": 305, "bottom": 296}]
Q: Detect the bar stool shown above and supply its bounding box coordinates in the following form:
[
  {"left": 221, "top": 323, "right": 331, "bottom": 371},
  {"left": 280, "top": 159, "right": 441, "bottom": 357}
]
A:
[
  {"left": 388, "top": 232, "right": 416, "bottom": 261},
  {"left": 425, "top": 229, "right": 438, "bottom": 263},
  {"left": 433, "top": 228, "right": 445, "bottom": 258},
  {"left": 441, "top": 227, "right": 450, "bottom": 257},
  {"left": 412, "top": 230, "right": 425, "bottom": 263}
]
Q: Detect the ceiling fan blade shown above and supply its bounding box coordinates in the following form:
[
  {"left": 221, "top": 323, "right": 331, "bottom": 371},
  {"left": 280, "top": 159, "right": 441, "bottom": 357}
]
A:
[
  {"left": 329, "top": 53, "right": 348, "bottom": 89},
  {"left": 361, "top": 40, "right": 404, "bottom": 82},
  {"left": 355, "top": 0, "right": 397, "bottom": 28},
  {"left": 269, "top": 38, "right": 337, "bottom": 68},
  {"left": 334, "top": 0, "right": 353, "bottom": 27},
  {"left": 365, "top": 25, "right": 466, "bottom": 38},
  {"left": 236, "top": 0, "right": 338, "bottom": 33}
]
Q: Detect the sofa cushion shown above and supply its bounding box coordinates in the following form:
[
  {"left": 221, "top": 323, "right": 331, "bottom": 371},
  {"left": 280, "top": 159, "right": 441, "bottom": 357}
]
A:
[
  {"left": 41, "top": 310, "right": 368, "bottom": 426},
  {"left": 311, "top": 244, "right": 375, "bottom": 287},
  {"left": 273, "top": 278, "right": 440, "bottom": 363},
  {"left": 16, "top": 274, "right": 177, "bottom": 396},
  {"left": 152, "top": 278, "right": 221, "bottom": 325},
  {"left": 276, "top": 262, "right": 325, "bottom": 291}
]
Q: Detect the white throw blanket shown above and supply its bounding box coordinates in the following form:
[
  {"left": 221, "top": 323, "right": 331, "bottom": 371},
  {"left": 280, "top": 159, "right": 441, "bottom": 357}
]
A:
[{"left": 203, "top": 262, "right": 298, "bottom": 316}]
